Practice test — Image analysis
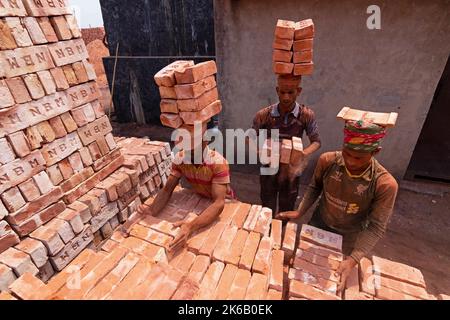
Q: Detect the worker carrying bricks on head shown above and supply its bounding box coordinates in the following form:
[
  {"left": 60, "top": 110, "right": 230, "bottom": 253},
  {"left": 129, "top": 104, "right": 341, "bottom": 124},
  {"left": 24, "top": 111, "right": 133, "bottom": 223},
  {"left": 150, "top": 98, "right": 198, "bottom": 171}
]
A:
[
  {"left": 277, "top": 111, "right": 399, "bottom": 292},
  {"left": 252, "top": 74, "right": 322, "bottom": 214},
  {"left": 120, "top": 122, "right": 234, "bottom": 251}
]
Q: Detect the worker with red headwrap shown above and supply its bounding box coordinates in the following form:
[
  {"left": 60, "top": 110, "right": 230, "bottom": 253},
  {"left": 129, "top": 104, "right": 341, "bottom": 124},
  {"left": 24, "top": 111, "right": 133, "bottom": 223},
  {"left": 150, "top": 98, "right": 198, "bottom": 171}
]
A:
[{"left": 277, "top": 116, "right": 399, "bottom": 292}]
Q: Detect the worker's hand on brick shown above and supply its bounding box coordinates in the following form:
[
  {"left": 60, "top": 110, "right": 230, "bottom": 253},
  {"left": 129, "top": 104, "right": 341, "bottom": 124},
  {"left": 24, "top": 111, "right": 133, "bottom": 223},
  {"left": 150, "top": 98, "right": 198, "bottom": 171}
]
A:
[
  {"left": 136, "top": 203, "right": 152, "bottom": 216},
  {"left": 169, "top": 221, "right": 192, "bottom": 252},
  {"left": 275, "top": 211, "right": 300, "bottom": 220},
  {"left": 336, "top": 257, "right": 358, "bottom": 294}
]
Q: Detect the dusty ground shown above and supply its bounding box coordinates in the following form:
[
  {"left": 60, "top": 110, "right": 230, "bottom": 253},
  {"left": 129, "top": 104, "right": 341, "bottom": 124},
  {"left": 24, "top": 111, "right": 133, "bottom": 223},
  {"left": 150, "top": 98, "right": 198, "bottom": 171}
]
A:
[{"left": 113, "top": 122, "right": 450, "bottom": 296}]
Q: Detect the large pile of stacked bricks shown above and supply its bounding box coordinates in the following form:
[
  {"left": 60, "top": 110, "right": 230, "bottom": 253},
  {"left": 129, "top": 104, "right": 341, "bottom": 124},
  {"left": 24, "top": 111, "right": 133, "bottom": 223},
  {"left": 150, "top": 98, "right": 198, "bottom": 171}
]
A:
[
  {"left": 0, "top": 0, "right": 171, "bottom": 292},
  {"left": 273, "top": 19, "right": 314, "bottom": 76},
  {"left": 155, "top": 60, "right": 221, "bottom": 130}
]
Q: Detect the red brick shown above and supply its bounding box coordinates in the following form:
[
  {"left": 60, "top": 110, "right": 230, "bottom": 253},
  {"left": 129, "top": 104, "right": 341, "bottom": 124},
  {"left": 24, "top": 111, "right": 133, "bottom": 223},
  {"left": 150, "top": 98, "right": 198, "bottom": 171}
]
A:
[
  {"left": 294, "top": 19, "right": 314, "bottom": 40},
  {"left": 62, "top": 64, "right": 78, "bottom": 86},
  {"left": 188, "top": 255, "right": 211, "bottom": 284},
  {"left": 375, "top": 285, "right": 420, "bottom": 300},
  {"left": 59, "top": 112, "right": 78, "bottom": 132},
  {"left": 50, "top": 67, "right": 70, "bottom": 91},
  {"left": 36, "top": 70, "right": 56, "bottom": 94},
  {"left": 174, "top": 60, "right": 217, "bottom": 84},
  {"left": 5, "top": 76, "right": 31, "bottom": 104},
  {"left": 359, "top": 257, "right": 376, "bottom": 296},
  {"left": 245, "top": 272, "right": 268, "bottom": 300},
  {"left": 299, "top": 240, "right": 344, "bottom": 262},
  {"left": 4, "top": 188, "right": 62, "bottom": 224},
  {"left": 243, "top": 204, "right": 262, "bottom": 232},
  {"left": 375, "top": 275, "right": 430, "bottom": 300},
  {"left": 273, "top": 49, "right": 293, "bottom": 63},
  {"left": 160, "top": 113, "right": 183, "bottom": 128},
  {"left": 17, "top": 179, "right": 40, "bottom": 202},
  {"left": 344, "top": 290, "right": 374, "bottom": 300},
  {"left": 175, "top": 74, "right": 216, "bottom": 99},
  {"left": 48, "top": 116, "right": 68, "bottom": 138},
  {"left": 275, "top": 19, "right": 296, "bottom": 40},
  {"left": 139, "top": 215, "right": 178, "bottom": 237},
  {"left": 4, "top": 17, "right": 32, "bottom": 47},
  {"left": 1, "top": 186, "right": 26, "bottom": 213},
  {"left": 58, "top": 208, "right": 84, "bottom": 234},
  {"left": 79, "top": 147, "right": 93, "bottom": 166},
  {"left": 60, "top": 167, "right": 94, "bottom": 193},
  {"left": 15, "top": 238, "right": 48, "bottom": 268},
  {"left": 269, "top": 250, "right": 284, "bottom": 292},
  {"left": 254, "top": 207, "right": 272, "bottom": 236},
  {"left": 230, "top": 202, "right": 251, "bottom": 228},
  {"left": 36, "top": 120, "right": 58, "bottom": 145},
  {"left": 295, "top": 248, "right": 340, "bottom": 270},
  {"left": 198, "top": 222, "right": 228, "bottom": 257},
  {"left": 37, "top": 17, "right": 58, "bottom": 42},
  {"left": 238, "top": 231, "right": 261, "bottom": 271},
  {"left": 293, "top": 50, "right": 313, "bottom": 64},
  {"left": 0, "top": 247, "right": 39, "bottom": 277},
  {"left": 65, "top": 15, "right": 82, "bottom": 38},
  {"left": 7, "top": 131, "right": 31, "bottom": 157},
  {"left": 46, "top": 218, "right": 76, "bottom": 244},
  {"left": 252, "top": 236, "right": 273, "bottom": 275},
  {"left": 371, "top": 256, "right": 426, "bottom": 289},
  {"left": 22, "top": 73, "right": 45, "bottom": 99},
  {"left": 288, "top": 268, "right": 337, "bottom": 295},
  {"left": 294, "top": 62, "right": 314, "bottom": 76},
  {"left": 282, "top": 222, "right": 297, "bottom": 263},
  {"left": 300, "top": 224, "right": 342, "bottom": 252},
  {"left": 106, "top": 258, "right": 154, "bottom": 300},
  {"left": 195, "top": 261, "right": 225, "bottom": 300},
  {"left": 272, "top": 61, "right": 294, "bottom": 74},
  {"left": 0, "top": 263, "right": 17, "bottom": 291},
  {"left": 9, "top": 272, "right": 51, "bottom": 300},
  {"left": 154, "top": 60, "right": 194, "bottom": 87},
  {"left": 29, "top": 225, "right": 65, "bottom": 256},
  {"left": 0, "top": 20, "right": 17, "bottom": 51},
  {"left": 293, "top": 38, "right": 313, "bottom": 51},
  {"left": 85, "top": 252, "right": 140, "bottom": 300},
  {"left": 293, "top": 256, "right": 340, "bottom": 283},
  {"left": 180, "top": 99, "right": 222, "bottom": 125},
  {"left": 32, "top": 171, "right": 54, "bottom": 194},
  {"left": 227, "top": 268, "right": 252, "bottom": 300},
  {"left": 171, "top": 250, "right": 197, "bottom": 275},
  {"left": 68, "top": 152, "right": 84, "bottom": 173},
  {"left": 61, "top": 247, "right": 128, "bottom": 300},
  {"left": 289, "top": 279, "right": 341, "bottom": 300},
  {"left": 212, "top": 225, "right": 237, "bottom": 263},
  {"left": 130, "top": 224, "right": 172, "bottom": 249},
  {"left": 63, "top": 155, "right": 124, "bottom": 204},
  {"left": 266, "top": 288, "right": 283, "bottom": 300},
  {"left": 150, "top": 267, "right": 184, "bottom": 300},
  {"left": 224, "top": 229, "right": 249, "bottom": 266},
  {"left": 49, "top": 16, "right": 72, "bottom": 40},
  {"left": 48, "top": 39, "right": 89, "bottom": 68},
  {"left": 160, "top": 99, "right": 178, "bottom": 113},
  {"left": 171, "top": 276, "right": 200, "bottom": 300},
  {"left": 273, "top": 37, "right": 293, "bottom": 51},
  {"left": 119, "top": 237, "right": 167, "bottom": 263},
  {"left": 158, "top": 85, "right": 177, "bottom": 99},
  {"left": 0, "top": 80, "right": 15, "bottom": 109},
  {"left": 214, "top": 263, "right": 238, "bottom": 300},
  {"left": 58, "top": 158, "right": 74, "bottom": 180},
  {"left": 0, "top": 138, "right": 16, "bottom": 164},
  {"left": 270, "top": 219, "right": 283, "bottom": 250}
]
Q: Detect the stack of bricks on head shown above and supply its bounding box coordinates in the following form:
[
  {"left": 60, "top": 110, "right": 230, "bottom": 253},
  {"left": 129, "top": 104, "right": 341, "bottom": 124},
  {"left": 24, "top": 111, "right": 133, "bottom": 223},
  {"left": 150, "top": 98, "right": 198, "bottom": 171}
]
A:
[
  {"left": 0, "top": 0, "right": 171, "bottom": 298},
  {"left": 155, "top": 60, "right": 221, "bottom": 131},
  {"left": 273, "top": 19, "right": 314, "bottom": 76}
]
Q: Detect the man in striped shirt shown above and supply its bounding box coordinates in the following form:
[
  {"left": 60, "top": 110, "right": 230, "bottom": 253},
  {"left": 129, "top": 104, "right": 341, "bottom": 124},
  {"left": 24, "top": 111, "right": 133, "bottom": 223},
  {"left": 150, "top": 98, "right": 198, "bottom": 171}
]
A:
[{"left": 120, "top": 125, "right": 232, "bottom": 252}]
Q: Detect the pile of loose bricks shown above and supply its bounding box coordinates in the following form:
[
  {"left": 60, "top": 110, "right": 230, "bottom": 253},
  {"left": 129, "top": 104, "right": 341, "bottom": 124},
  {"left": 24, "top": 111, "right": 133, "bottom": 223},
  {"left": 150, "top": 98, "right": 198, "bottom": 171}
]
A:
[
  {"left": 155, "top": 60, "right": 221, "bottom": 130},
  {"left": 273, "top": 19, "right": 314, "bottom": 76},
  {"left": 0, "top": 0, "right": 171, "bottom": 293}
]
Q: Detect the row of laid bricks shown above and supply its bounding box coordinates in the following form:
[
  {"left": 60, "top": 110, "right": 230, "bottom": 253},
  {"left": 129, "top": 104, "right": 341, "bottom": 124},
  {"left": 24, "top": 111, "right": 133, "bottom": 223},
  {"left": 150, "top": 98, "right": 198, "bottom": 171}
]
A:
[
  {"left": 273, "top": 19, "right": 314, "bottom": 76},
  {"left": 0, "top": 60, "right": 97, "bottom": 110},
  {"left": 2, "top": 191, "right": 450, "bottom": 300},
  {"left": 0, "top": 137, "right": 174, "bottom": 291},
  {"left": 0, "top": 195, "right": 288, "bottom": 299},
  {"left": 287, "top": 224, "right": 446, "bottom": 300}
]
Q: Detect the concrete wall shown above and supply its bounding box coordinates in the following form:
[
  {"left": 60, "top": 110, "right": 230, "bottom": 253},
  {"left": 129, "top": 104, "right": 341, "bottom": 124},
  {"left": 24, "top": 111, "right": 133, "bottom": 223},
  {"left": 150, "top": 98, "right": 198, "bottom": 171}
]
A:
[{"left": 214, "top": 0, "right": 450, "bottom": 179}]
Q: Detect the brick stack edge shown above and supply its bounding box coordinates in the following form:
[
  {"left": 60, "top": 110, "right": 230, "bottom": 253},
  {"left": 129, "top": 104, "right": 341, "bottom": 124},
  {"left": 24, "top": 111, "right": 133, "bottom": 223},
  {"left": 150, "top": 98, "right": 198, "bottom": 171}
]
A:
[
  {"left": 0, "top": 2, "right": 447, "bottom": 300},
  {"left": 0, "top": 0, "right": 172, "bottom": 292}
]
